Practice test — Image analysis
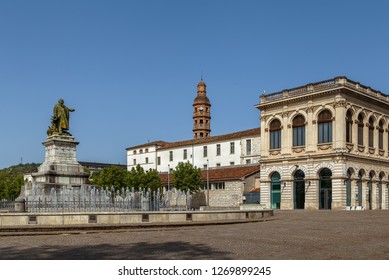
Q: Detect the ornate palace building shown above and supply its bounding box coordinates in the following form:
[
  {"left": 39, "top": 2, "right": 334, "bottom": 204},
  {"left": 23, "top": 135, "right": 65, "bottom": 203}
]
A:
[{"left": 256, "top": 76, "right": 389, "bottom": 210}]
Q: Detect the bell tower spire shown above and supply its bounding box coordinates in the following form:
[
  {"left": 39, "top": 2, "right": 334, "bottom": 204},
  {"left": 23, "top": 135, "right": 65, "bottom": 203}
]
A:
[{"left": 193, "top": 79, "right": 211, "bottom": 139}]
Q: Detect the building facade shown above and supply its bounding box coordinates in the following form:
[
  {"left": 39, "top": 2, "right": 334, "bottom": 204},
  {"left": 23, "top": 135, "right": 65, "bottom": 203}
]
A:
[
  {"left": 126, "top": 128, "right": 261, "bottom": 173},
  {"left": 256, "top": 76, "right": 389, "bottom": 210}
]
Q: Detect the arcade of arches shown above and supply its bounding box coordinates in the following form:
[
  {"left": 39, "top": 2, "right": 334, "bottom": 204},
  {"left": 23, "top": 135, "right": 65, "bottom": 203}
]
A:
[{"left": 266, "top": 165, "right": 388, "bottom": 210}]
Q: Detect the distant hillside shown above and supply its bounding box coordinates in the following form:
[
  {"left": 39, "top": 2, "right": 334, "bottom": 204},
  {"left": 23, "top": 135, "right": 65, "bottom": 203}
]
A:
[{"left": 1, "top": 163, "right": 40, "bottom": 174}]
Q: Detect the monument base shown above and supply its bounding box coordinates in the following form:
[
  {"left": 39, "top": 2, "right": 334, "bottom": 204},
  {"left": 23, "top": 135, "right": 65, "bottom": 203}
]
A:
[{"left": 20, "top": 135, "right": 89, "bottom": 200}]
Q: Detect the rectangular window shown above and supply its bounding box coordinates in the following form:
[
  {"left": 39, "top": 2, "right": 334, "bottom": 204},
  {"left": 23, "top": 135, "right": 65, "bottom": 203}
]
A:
[
  {"left": 216, "top": 163, "right": 221, "bottom": 167},
  {"left": 230, "top": 142, "right": 235, "bottom": 154},
  {"left": 145, "top": 157, "right": 149, "bottom": 164},
  {"left": 133, "top": 159, "right": 136, "bottom": 165},
  {"left": 270, "top": 130, "right": 281, "bottom": 149},
  {"left": 246, "top": 159, "right": 251, "bottom": 164},
  {"left": 293, "top": 126, "right": 305, "bottom": 146},
  {"left": 169, "top": 151, "right": 173, "bottom": 161},
  {"left": 246, "top": 139, "right": 252, "bottom": 155},
  {"left": 358, "top": 124, "right": 364, "bottom": 145},
  {"left": 230, "top": 161, "right": 235, "bottom": 166},
  {"left": 318, "top": 122, "right": 332, "bottom": 144},
  {"left": 183, "top": 149, "right": 187, "bottom": 160},
  {"left": 214, "top": 182, "right": 225, "bottom": 190},
  {"left": 203, "top": 146, "right": 208, "bottom": 157},
  {"left": 379, "top": 130, "right": 384, "bottom": 150},
  {"left": 157, "top": 157, "right": 161, "bottom": 165},
  {"left": 216, "top": 144, "right": 221, "bottom": 156}
]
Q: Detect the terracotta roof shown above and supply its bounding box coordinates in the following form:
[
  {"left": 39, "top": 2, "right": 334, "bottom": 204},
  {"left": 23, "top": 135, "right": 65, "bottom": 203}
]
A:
[
  {"left": 126, "top": 141, "right": 167, "bottom": 150},
  {"left": 159, "top": 128, "right": 260, "bottom": 150},
  {"left": 126, "top": 128, "right": 260, "bottom": 151},
  {"left": 159, "top": 164, "right": 260, "bottom": 184}
]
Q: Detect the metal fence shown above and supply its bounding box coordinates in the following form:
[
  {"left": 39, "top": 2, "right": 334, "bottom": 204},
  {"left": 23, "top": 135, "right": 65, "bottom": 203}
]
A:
[
  {"left": 0, "top": 199, "right": 16, "bottom": 212},
  {"left": 21, "top": 185, "right": 192, "bottom": 213}
]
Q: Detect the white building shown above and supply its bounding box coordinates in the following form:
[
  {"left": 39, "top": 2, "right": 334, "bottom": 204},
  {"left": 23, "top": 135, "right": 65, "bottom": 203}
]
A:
[{"left": 126, "top": 128, "right": 261, "bottom": 173}]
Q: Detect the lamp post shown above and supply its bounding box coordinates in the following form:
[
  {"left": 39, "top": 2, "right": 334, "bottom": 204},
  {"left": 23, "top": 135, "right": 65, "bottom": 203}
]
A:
[{"left": 207, "top": 159, "right": 209, "bottom": 206}]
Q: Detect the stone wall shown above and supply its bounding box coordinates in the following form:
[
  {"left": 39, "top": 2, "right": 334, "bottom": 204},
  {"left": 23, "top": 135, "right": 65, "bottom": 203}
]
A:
[{"left": 192, "top": 181, "right": 244, "bottom": 208}]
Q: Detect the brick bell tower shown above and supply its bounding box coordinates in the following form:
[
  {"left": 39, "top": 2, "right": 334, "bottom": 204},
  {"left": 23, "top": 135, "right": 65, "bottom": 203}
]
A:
[{"left": 193, "top": 79, "right": 211, "bottom": 139}]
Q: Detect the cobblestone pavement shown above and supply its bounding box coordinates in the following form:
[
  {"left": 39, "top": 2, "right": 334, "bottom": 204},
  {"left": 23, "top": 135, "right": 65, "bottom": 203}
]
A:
[{"left": 1, "top": 210, "right": 389, "bottom": 259}]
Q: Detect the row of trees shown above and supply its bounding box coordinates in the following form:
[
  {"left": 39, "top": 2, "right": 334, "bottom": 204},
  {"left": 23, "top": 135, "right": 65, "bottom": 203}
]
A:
[
  {"left": 0, "top": 162, "right": 202, "bottom": 200},
  {"left": 91, "top": 162, "right": 202, "bottom": 192}
]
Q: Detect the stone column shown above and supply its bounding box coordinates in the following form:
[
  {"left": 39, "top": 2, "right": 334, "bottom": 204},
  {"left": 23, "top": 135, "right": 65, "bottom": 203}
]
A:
[
  {"left": 260, "top": 116, "right": 269, "bottom": 158},
  {"left": 280, "top": 179, "right": 293, "bottom": 209},
  {"left": 332, "top": 178, "right": 344, "bottom": 210},
  {"left": 260, "top": 168, "right": 271, "bottom": 209},
  {"left": 352, "top": 119, "right": 358, "bottom": 150},
  {"left": 281, "top": 110, "right": 291, "bottom": 155},
  {"left": 350, "top": 178, "right": 356, "bottom": 207},
  {"left": 334, "top": 97, "right": 346, "bottom": 150},
  {"left": 306, "top": 104, "right": 315, "bottom": 152},
  {"left": 371, "top": 180, "right": 378, "bottom": 210},
  {"left": 361, "top": 179, "right": 368, "bottom": 209},
  {"left": 305, "top": 179, "right": 319, "bottom": 210},
  {"left": 382, "top": 182, "right": 388, "bottom": 210}
]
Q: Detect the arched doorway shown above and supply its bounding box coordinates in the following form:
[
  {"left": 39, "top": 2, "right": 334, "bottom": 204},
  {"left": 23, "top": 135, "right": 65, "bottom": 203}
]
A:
[
  {"left": 357, "top": 170, "right": 364, "bottom": 206},
  {"left": 346, "top": 169, "right": 352, "bottom": 207},
  {"left": 294, "top": 170, "right": 305, "bottom": 209},
  {"left": 378, "top": 172, "right": 384, "bottom": 210},
  {"left": 367, "top": 171, "right": 375, "bottom": 210},
  {"left": 319, "top": 168, "right": 332, "bottom": 210},
  {"left": 270, "top": 172, "right": 281, "bottom": 209}
]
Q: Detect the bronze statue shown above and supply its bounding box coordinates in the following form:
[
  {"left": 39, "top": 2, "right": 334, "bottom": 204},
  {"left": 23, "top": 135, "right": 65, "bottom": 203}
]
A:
[{"left": 47, "top": 99, "right": 75, "bottom": 136}]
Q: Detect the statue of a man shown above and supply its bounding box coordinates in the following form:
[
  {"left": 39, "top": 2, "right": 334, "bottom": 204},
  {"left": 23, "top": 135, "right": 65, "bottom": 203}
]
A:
[{"left": 48, "top": 99, "right": 75, "bottom": 136}]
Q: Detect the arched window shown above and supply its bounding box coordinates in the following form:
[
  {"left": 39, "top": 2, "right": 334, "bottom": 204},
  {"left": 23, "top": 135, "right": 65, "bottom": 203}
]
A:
[
  {"left": 293, "top": 115, "right": 305, "bottom": 147},
  {"left": 346, "top": 110, "right": 353, "bottom": 143},
  {"left": 269, "top": 119, "right": 281, "bottom": 149},
  {"left": 368, "top": 117, "right": 375, "bottom": 148},
  {"left": 318, "top": 110, "right": 332, "bottom": 144},
  {"left": 358, "top": 113, "right": 364, "bottom": 146},
  {"left": 271, "top": 172, "right": 281, "bottom": 209},
  {"left": 379, "top": 120, "right": 384, "bottom": 150}
]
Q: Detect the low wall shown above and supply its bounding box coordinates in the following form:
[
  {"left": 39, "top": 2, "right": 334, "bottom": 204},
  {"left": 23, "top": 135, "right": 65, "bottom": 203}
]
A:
[{"left": 0, "top": 209, "right": 274, "bottom": 227}]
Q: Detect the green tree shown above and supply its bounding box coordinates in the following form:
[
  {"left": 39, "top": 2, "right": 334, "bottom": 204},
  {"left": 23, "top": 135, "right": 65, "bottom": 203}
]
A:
[
  {"left": 144, "top": 168, "right": 162, "bottom": 191},
  {"left": 172, "top": 161, "right": 202, "bottom": 192},
  {"left": 92, "top": 165, "right": 162, "bottom": 192},
  {"left": 92, "top": 166, "right": 129, "bottom": 190},
  {"left": 127, "top": 165, "right": 162, "bottom": 191},
  {"left": 0, "top": 171, "right": 24, "bottom": 199}
]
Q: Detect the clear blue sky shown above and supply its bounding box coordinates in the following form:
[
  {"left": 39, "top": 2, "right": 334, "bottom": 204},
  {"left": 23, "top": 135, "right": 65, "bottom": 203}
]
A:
[{"left": 1, "top": 0, "right": 388, "bottom": 168}]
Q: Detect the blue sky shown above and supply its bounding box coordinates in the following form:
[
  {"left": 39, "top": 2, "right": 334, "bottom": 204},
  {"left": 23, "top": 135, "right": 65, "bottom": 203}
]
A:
[{"left": 1, "top": 0, "right": 388, "bottom": 168}]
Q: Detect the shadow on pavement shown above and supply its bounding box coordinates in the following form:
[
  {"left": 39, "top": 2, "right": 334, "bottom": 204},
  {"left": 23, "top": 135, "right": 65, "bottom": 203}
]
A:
[{"left": 0, "top": 241, "right": 232, "bottom": 260}]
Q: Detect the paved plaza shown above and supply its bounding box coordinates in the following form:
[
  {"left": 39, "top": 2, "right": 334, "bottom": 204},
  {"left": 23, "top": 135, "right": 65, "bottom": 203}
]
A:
[{"left": 0, "top": 210, "right": 389, "bottom": 259}]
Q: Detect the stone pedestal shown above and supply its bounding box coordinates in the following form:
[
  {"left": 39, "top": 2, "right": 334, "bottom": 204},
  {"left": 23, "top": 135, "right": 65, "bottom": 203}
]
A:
[{"left": 21, "top": 135, "right": 89, "bottom": 198}]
